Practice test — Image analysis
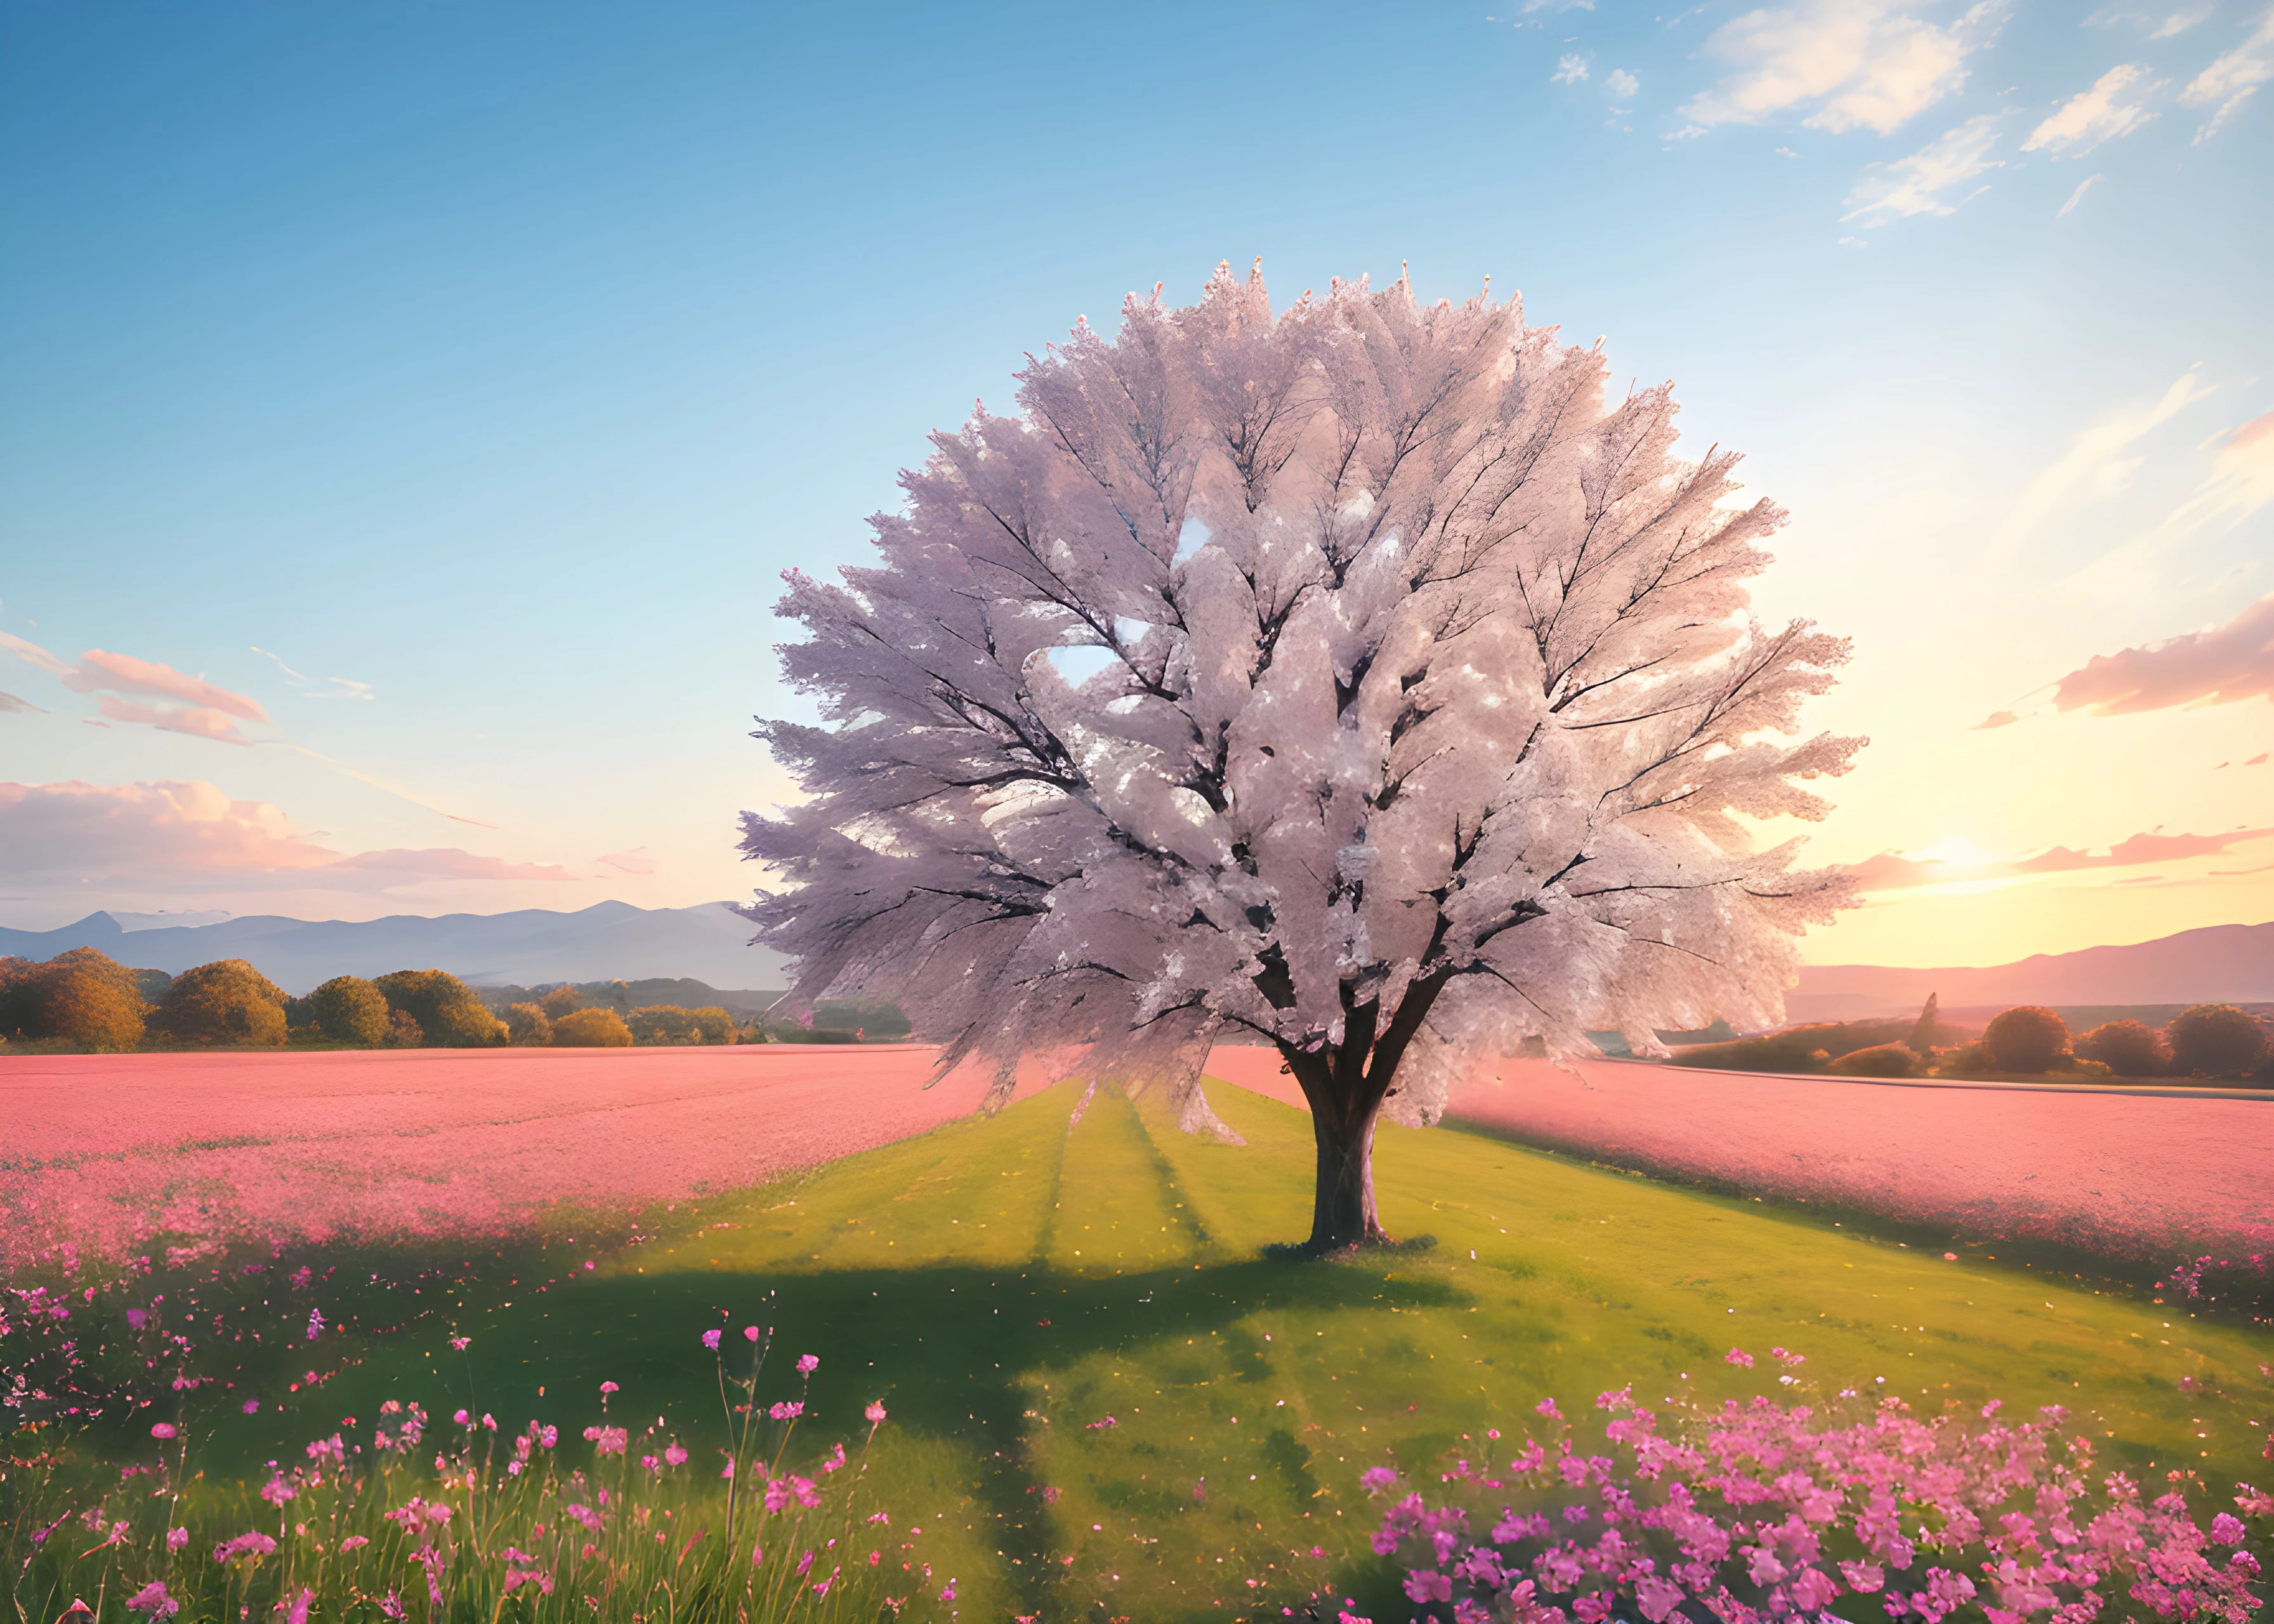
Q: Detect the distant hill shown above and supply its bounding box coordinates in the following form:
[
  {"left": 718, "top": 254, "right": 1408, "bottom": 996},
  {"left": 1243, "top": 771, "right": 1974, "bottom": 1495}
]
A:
[
  {"left": 1791, "top": 921, "right": 2274, "bottom": 1022},
  {"left": 0, "top": 901, "right": 789, "bottom": 997}
]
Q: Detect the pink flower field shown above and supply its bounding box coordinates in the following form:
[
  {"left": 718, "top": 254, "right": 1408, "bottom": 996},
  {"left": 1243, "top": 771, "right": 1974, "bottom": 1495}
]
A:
[
  {"left": 1204, "top": 1046, "right": 2274, "bottom": 1266},
  {"left": 0, "top": 1044, "right": 1049, "bottom": 1269}
]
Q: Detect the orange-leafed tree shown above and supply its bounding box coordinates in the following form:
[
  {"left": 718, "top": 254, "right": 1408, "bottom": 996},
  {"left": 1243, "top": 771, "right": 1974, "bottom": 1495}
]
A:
[{"left": 157, "top": 959, "right": 289, "bottom": 1047}]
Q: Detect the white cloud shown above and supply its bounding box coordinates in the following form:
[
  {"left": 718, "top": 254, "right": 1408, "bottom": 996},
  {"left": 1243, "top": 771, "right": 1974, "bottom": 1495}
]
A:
[
  {"left": 2181, "top": 5, "right": 2274, "bottom": 140},
  {"left": 1679, "top": 1, "right": 2006, "bottom": 136},
  {"left": 1840, "top": 114, "right": 2003, "bottom": 222},
  {"left": 2066, "top": 405, "right": 2274, "bottom": 598},
  {"left": 252, "top": 646, "right": 376, "bottom": 702},
  {"left": 1607, "top": 67, "right": 1641, "bottom": 98},
  {"left": 1997, "top": 367, "right": 2213, "bottom": 547},
  {"left": 1553, "top": 53, "right": 1591, "bottom": 83},
  {"left": 2023, "top": 63, "right": 2166, "bottom": 155},
  {"left": 2056, "top": 172, "right": 2106, "bottom": 214},
  {"left": 2087, "top": 4, "right": 2214, "bottom": 37}
]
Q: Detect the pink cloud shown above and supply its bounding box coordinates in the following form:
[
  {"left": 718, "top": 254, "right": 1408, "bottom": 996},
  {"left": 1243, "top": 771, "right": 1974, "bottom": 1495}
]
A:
[
  {"left": 1969, "top": 709, "right": 2019, "bottom": 730},
  {"left": 597, "top": 848, "right": 658, "bottom": 875},
  {"left": 324, "top": 849, "right": 579, "bottom": 882},
  {"left": 2052, "top": 591, "right": 2274, "bottom": 715},
  {"left": 1850, "top": 825, "right": 2274, "bottom": 891},
  {"left": 63, "top": 648, "right": 268, "bottom": 722},
  {"left": 3, "top": 632, "right": 270, "bottom": 740},
  {"left": 97, "top": 696, "right": 254, "bottom": 745},
  {"left": 0, "top": 780, "right": 578, "bottom": 894}
]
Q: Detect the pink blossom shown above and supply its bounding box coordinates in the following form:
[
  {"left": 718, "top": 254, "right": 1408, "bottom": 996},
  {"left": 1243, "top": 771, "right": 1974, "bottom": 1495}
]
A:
[
  {"left": 796, "top": 1353, "right": 818, "bottom": 1373},
  {"left": 768, "top": 1401, "right": 803, "bottom": 1421},
  {"left": 213, "top": 1531, "right": 277, "bottom": 1565},
  {"left": 664, "top": 1443, "right": 688, "bottom": 1465},
  {"left": 164, "top": 1528, "right": 188, "bottom": 1552},
  {"left": 242, "top": 1400, "right": 259, "bottom": 1414},
  {"left": 744, "top": 1325, "right": 761, "bottom": 1342},
  {"left": 1535, "top": 1398, "right": 1561, "bottom": 1420},
  {"left": 702, "top": 1330, "right": 723, "bottom": 1351},
  {"left": 1725, "top": 1347, "right": 1754, "bottom": 1368},
  {"left": 149, "top": 1422, "right": 176, "bottom": 1439},
  {"left": 124, "top": 1582, "right": 178, "bottom": 1620},
  {"left": 865, "top": 1401, "right": 887, "bottom": 1424},
  {"left": 600, "top": 1380, "right": 618, "bottom": 1394}
]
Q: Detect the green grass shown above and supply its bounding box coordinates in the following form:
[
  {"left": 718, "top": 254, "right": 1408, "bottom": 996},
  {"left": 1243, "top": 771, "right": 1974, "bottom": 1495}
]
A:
[{"left": 209, "top": 1077, "right": 2271, "bottom": 1623}]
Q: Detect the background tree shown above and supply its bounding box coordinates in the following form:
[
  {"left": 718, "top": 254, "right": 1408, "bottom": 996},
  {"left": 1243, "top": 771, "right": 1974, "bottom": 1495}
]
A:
[
  {"left": 742, "top": 265, "right": 1857, "bottom": 1251},
  {"left": 690, "top": 1005, "right": 736, "bottom": 1044},
  {"left": 2075, "top": 1018, "right": 2167, "bottom": 1078},
  {"left": 813, "top": 998, "right": 911, "bottom": 1038},
  {"left": 505, "top": 1002, "right": 554, "bottom": 1045},
  {"left": 551, "top": 1007, "right": 633, "bottom": 1047},
  {"left": 1982, "top": 1006, "right": 2070, "bottom": 1074},
  {"left": 383, "top": 1007, "right": 424, "bottom": 1047},
  {"left": 2165, "top": 1003, "right": 2267, "bottom": 1079},
  {"left": 539, "top": 986, "right": 590, "bottom": 1020},
  {"left": 156, "top": 959, "right": 288, "bottom": 1047},
  {"left": 306, "top": 975, "right": 390, "bottom": 1046},
  {"left": 374, "top": 969, "right": 507, "bottom": 1047},
  {"left": 0, "top": 948, "right": 148, "bottom": 1051}
]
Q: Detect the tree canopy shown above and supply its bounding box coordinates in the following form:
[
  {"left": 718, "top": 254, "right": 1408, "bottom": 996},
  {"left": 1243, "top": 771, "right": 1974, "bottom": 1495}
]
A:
[
  {"left": 744, "top": 265, "right": 1855, "bottom": 1248},
  {"left": 156, "top": 959, "right": 288, "bottom": 1048}
]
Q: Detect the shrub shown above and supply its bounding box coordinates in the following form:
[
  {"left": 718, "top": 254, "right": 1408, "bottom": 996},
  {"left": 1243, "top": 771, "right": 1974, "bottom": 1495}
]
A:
[
  {"left": 155, "top": 959, "right": 288, "bottom": 1047},
  {"left": 1982, "top": 1004, "right": 2069, "bottom": 1073},
  {"left": 539, "top": 985, "right": 590, "bottom": 1019},
  {"left": 2166, "top": 1002, "right": 2269, "bottom": 1078},
  {"left": 1929, "top": 1039, "right": 1994, "bottom": 1079},
  {"left": 628, "top": 1005, "right": 704, "bottom": 1045},
  {"left": 551, "top": 1007, "right": 633, "bottom": 1047},
  {"left": 374, "top": 969, "right": 506, "bottom": 1047},
  {"left": 305, "top": 976, "right": 390, "bottom": 1046},
  {"left": 2075, "top": 1018, "right": 2168, "bottom": 1077},
  {"left": 504, "top": 1002, "right": 553, "bottom": 1045},
  {"left": 1824, "top": 1041, "right": 1921, "bottom": 1078},
  {"left": 1664, "top": 1018, "right": 1911, "bottom": 1074},
  {"left": 382, "top": 1007, "right": 424, "bottom": 1047}
]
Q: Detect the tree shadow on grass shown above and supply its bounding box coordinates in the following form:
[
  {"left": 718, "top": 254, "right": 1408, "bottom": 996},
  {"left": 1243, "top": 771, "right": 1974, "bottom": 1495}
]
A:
[{"left": 216, "top": 1252, "right": 1466, "bottom": 1620}]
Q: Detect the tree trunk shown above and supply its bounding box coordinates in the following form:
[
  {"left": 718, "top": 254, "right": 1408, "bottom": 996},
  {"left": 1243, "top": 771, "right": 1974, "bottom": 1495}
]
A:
[
  {"left": 1305, "top": 1086, "right": 1386, "bottom": 1250},
  {"left": 1277, "top": 971, "right": 1447, "bottom": 1254}
]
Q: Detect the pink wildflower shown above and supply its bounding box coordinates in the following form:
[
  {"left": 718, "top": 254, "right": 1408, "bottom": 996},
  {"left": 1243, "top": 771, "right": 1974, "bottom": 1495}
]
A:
[
  {"left": 702, "top": 1330, "right": 723, "bottom": 1351},
  {"left": 796, "top": 1353, "right": 819, "bottom": 1373},
  {"left": 149, "top": 1422, "right": 176, "bottom": 1439},
  {"left": 124, "top": 1582, "right": 178, "bottom": 1620},
  {"left": 1725, "top": 1347, "right": 1754, "bottom": 1368},
  {"left": 744, "top": 1325, "right": 760, "bottom": 1341},
  {"left": 769, "top": 1401, "right": 803, "bottom": 1420},
  {"left": 164, "top": 1529, "right": 188, "bottom": 1552},
  {"left": 865, "top": 1401, "right": 888, "bottom": 1424},
  {"left": 664, "top": 1443, "right": 688, "bottom": 1466}
]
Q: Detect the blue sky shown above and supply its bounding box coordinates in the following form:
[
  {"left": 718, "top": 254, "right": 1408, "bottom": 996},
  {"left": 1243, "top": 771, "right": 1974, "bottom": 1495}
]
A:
[{"left": 3, "top": 0, "right": 2270, "bottom": 966}]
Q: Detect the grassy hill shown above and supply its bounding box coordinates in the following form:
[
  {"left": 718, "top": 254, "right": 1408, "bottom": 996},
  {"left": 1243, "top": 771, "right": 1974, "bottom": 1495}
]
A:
[{"left": 210, "top": 1078, "right": 2272, "bottom": 1623}]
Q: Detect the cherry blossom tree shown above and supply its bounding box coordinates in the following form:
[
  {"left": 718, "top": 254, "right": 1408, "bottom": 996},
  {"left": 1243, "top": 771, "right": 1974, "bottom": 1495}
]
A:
[{"left": 741, "top": 264, "right": 1858, "bottom": 1252}]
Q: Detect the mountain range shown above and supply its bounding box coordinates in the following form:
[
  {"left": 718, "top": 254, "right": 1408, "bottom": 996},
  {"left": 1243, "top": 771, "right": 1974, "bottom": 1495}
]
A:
[
  {"left": 1788, "top": 920, "right": 2274, "bottom": 1021},
  {"left": 0, "top": 901, "right": 788, "bottom": 996},
  {"left": 4, "top": 906, "right": 2268, "bottom": 1019}
]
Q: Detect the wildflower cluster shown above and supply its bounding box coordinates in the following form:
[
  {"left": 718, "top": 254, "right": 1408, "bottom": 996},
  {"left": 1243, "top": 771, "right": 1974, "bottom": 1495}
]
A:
[
  {"left": 1365, "top": 1356, "right": 2266, "bottom": 1624},
  {"left": 4, "top": 1341, "right": 940, "bottom": 1623}
]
